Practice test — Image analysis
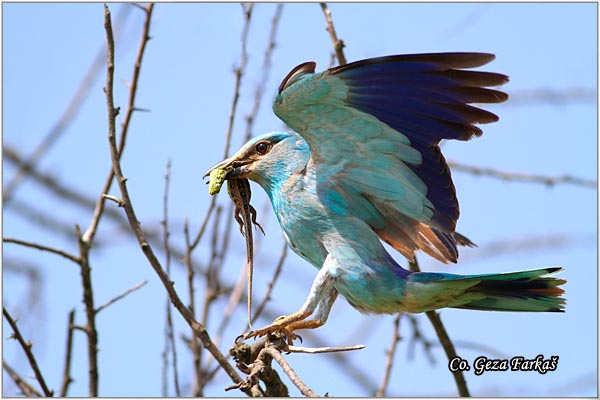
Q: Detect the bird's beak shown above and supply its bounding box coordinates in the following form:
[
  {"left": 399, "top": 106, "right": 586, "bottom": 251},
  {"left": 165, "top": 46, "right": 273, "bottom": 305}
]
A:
[
  {"left": 203, "top": 156, "right": 254, "bottom": 195},
  {"left": 203, "top": 156, "right": 251, "bottom": 180},
  {"left": 203, "top": 157, "right": 233, "bottom": 180}
]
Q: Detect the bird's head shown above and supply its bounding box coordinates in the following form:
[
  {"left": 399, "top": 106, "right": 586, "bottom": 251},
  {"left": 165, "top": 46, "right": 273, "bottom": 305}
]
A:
[{"left": 204, "top": 131, "right": 310, "bottom": 194}]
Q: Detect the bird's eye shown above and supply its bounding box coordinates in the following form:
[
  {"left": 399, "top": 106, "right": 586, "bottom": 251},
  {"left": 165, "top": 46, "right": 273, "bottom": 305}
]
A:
[{"left": 255, "top": 141, "right": 270, "bottom": 155}]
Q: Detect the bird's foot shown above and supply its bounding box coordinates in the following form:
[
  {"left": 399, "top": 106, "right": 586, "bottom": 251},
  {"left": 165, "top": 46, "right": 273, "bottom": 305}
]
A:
[{"left": 242, "top": 312, "right": 310, "bottom": 346}]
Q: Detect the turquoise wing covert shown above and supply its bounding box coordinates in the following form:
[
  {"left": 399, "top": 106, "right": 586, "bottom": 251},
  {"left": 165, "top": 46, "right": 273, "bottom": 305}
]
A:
[{"left": 272, "top": 53, "right": 508, "bottom": 263}]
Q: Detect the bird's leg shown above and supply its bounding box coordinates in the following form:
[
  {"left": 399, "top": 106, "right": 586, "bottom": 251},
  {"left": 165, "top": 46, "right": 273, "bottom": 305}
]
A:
[
  {"left": 244, "top": 259, "right": 336, "bottom": 341},
  {"left": 281, "top": 287, "right": 338, "bottom": 345}
]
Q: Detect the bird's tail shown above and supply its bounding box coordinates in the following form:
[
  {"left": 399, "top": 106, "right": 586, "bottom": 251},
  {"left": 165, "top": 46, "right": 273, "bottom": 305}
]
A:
[{"left": 408, "top": 267, "right": 566, "bottom": 312}]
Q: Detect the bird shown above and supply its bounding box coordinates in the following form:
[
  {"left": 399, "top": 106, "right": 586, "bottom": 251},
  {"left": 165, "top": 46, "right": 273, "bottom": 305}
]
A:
[{"left": 204, "top": 53, "right": 566, "bottom": 341}]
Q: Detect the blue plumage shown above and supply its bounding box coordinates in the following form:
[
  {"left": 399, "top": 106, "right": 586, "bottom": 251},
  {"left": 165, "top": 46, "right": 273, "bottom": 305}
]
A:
[{"left": 204, "top": 53, "right": 566, "bottom": 341}]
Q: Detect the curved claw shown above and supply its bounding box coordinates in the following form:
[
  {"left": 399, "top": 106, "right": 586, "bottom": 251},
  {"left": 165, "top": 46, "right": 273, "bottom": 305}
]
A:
[{"left": 235, "top": 333, "right": 246, "bottom": 343}]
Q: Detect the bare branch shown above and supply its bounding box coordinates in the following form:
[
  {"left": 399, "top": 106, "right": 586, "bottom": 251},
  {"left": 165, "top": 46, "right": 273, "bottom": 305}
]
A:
[
  {"left": 262, "top": 347, "right": 318, "bottom": 397},
  {"left": 243, "top": 3, "right": 284, "bottom": 142},
  {"left": 95, "top": 280, "right": 147, "bottom": 315},
  {"left": 82, "top": 2, "right": 156, "bottom": 245},
  {"left": 287, "top": 344, "right": 365, "bottom": 354},
  {"left": 3, "top": 308, "right": 53, "bottom": 397},
  {"left": 101, "top": 6, "right": 255, "bottom": 394},
  {"left": 60, "top": 309, "right": 76, "bottom": 397},
  {"left": 409, "top": 259, "right": 470, "bottom": 397},
  {"left": 3, "top": 361, "right": 43, "bottom": 397},
  {"left": 508, "top": 87, "right": 596, "bottom": 105},
  {"left": 376, "top": 313, "right": 402, "bottom": 397},
  {"left": 160, "top": 160, "right": 181, "bottom": 397},
  {"left": 75, "top": 224, "right": 99, "bottom": 396},
  {"left": 223, "top": 3, "right": 254, "bottom": 158},
  {"left": 3, "top": 237, "right": 80, "bottom": 264},
  {"left": 448, "top": 161, "right": 596, "bottom": 188},
  {"left": 319, "top": 3, "right": 347, "bottom": 65}
]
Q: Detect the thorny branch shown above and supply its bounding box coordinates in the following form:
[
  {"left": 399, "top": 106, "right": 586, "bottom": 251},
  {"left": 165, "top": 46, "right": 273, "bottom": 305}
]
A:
[
  {"left": 101, "top": 5, "right": 258, "bottom": 396},
  {"left": 3, "top": 308, "right": 53, "bottom": 397}
]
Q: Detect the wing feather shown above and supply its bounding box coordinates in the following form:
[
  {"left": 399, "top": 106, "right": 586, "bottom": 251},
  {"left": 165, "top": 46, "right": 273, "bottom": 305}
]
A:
[{"left": 273, "top": 53, "right": 508, "bottom": 263}]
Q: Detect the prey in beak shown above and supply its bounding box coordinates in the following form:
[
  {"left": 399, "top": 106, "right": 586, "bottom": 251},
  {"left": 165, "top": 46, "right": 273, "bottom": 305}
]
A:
[
  {"left": 202, "top": 155, "right": 264, "bottom": 330},
  {"left": 203, "top": 157, "right": 252, "bottom": 195}
]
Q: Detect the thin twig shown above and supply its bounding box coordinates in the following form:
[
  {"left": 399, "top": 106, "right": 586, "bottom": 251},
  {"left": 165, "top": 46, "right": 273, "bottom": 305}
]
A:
[
  {"left": 102, "top": 6, "right": 256, "bottom": 395},
  {"left": 287, "top": 344, "right": 366, "bottom": 354},
  {"left": 59, "top": 309, "right": 76, "bottom": 397},
  {"left": 375, "top": 313, "right": 402, "bottom": 397},
  {"left": 82, "top": 3, "right": 155, "bottom": 245},
  {"left": 161, "top": 160, "right": 181, "bottom": 397},
  {"left": 3, "top": 308, "right": 53, "bottom": 396},
  {"left": 3, "top": 361, "right": 43, "bottom": 397},
  {"left": 94, "top": 279, "right": 147, "bottom": 314},
  {"left": 3, "top": 237, "right": 80, "bottom": 264},
  {"left": 243, "top": 3, "right": 283, "bottom": 142},
  {"left": 262, "top": 347, "right": 318, "bottom": 397},
  {"left": 406, "top": 314, "right": 436, "bottom": 364},
  {"left": 319, "top": 3, "right": 347, "bottom": 65},
  {"left": 183, "top": 219, "right": 204, "bottom": 396},
  {"left": 75, "top": 224, "right": 99, "bottom": 397},
  {"left": 223, "top": 3, "right": 253, "bottom": 159},
  {"left": 448, "top": 161, "right": 596, "bottom": 188},
  {"left": 409, "top": 259, "right": 470, "bottom": 397}
]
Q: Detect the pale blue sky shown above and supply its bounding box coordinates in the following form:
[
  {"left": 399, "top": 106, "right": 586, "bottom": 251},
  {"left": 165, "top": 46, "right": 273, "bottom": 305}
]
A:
[{"left": 3, "top": 3, "right": 597, "bottom": 397}]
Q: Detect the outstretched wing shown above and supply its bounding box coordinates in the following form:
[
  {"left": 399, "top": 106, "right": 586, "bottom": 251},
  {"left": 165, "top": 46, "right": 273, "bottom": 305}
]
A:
[{"left": 273, "top": 53, "right": 508, "bottom": 263}]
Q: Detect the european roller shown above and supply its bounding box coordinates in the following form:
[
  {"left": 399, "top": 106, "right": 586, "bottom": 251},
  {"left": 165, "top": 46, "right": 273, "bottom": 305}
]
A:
[{"left": 205, "top": 53, "right": 566, "bottom": 341}]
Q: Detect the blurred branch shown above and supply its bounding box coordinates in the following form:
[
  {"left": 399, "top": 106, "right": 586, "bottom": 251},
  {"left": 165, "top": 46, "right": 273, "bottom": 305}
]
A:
[
  {"left": 3, "top": 237, "right": 80, "bottom": 264},
  {"left": 409, "top": 259, "right": 470, "bottom": 397},
  {"left": 160, "top": 161, "right": 182, "bottom": 397},
  {"left": 2, "top": 5, "right": 132, "bottom": 204},
  {"left": 223, "top": 3, "right": 253, "bottom": 158},
  {"left": 508, "top": 88, "right": 596, "bottom": 105},
  {"left": 3, "top": 361, "right": 42, "bottom": 397},
  {"left": 375, "top": 313, "right": 402, "bottom": 397},
  {"left": 3, "top": 308, "right": 53, "bottom": 397},
  {"left": 406, "top": 314, "right": 436, "bottom": 364},
  {"left": 459, "top": 233, "right": 594, "bottom": 263},
  {"left": 102, "top": 6, "right": 256, "bottom": 395},
  {"left": 243, "top": 3, "right": 283, "bottom": 142},
  {"left": 448, "top": 161, "right": 596, "bottom": 188},
  {"left": 319, "top": 3, "right": 347, "bottom": 65},
  {"left": 59, "top": 309, "right": 76, "bottom": 397}
]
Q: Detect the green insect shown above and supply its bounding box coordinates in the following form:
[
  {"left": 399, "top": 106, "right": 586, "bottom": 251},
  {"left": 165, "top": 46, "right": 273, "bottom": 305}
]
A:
[{"left": 208, "top": 165, "right": 233, "bottom": 195}]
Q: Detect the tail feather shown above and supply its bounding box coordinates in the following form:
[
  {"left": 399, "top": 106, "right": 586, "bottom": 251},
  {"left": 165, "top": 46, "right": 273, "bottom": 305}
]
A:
[
  {"left": 455, "top": 267, "right": 566, "bottom": 312},
  {"left": 406, "top": 267, "right": 566, "bottom": 313}
]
